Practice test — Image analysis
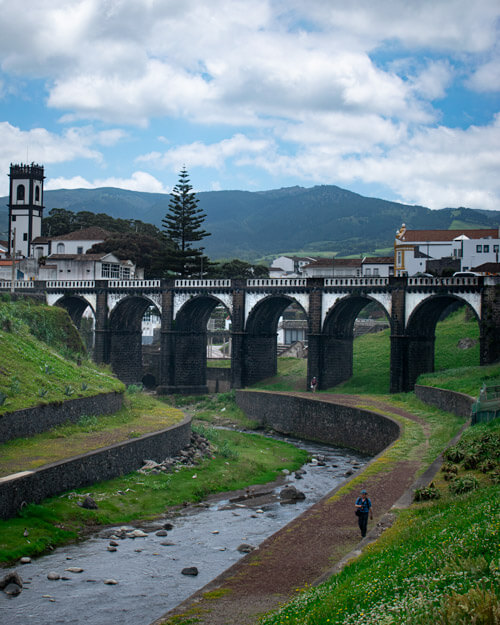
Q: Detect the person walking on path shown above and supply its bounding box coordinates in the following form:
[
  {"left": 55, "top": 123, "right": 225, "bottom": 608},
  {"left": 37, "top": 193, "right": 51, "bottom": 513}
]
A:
[
  {"left": 355, "top": 489, "right": 373, "bottom": 538},
  {"left": 310, "top": 376, "right": 318, "bottom": 392}
]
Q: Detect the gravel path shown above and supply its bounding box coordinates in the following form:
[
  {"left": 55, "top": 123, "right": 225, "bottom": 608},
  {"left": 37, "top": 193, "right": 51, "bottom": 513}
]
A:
[{"left": 153, "top": 394, "right": 436, "bottom": 625}]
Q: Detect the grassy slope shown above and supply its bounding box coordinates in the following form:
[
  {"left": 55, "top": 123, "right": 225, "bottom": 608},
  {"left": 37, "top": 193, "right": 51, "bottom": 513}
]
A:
[
  {"left": 252, "top": 307, "right": 500, "bottom": 625},
  {"left": 0, "top": 298, "right": 124, "bottom": 412}
]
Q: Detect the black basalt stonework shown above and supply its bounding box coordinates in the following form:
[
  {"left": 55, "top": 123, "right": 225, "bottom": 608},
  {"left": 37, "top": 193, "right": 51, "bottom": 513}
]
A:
[
  {"left": 0, "top": 392, "right": 124, "bottom": 444},
  {"left": 235, "top": 390, "right": 400, "bottom": 456},
  {"left": 0, "top": 415, "right": 191, "bottom": 520}
]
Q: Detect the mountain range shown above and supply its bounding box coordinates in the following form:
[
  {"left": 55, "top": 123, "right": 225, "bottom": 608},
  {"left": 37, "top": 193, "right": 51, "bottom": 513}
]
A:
[{"left": 1, "top": 185, "right": 499, "bottom": 261}]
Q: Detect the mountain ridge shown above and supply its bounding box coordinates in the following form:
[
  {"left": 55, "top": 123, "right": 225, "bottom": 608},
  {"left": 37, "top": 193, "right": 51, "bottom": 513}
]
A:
[{"left": 1, "top": 184, "right": 498, "bottom": 261}]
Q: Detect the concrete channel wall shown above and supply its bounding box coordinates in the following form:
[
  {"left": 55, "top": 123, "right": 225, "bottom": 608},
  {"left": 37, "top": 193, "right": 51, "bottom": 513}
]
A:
[
  {"left": 0, "top": 392, "right": 124, "bottom": 444},
  {"left": 235, "top": 391, "right": 400, "bottom": 456},
  {"left": 0, "top": 416, "right": 191, "bottom": 520}
]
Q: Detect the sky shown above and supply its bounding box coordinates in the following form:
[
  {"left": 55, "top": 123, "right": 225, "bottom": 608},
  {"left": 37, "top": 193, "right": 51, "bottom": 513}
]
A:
[{"left": 0, "top": 0, "right": 500, "bottom": 210}]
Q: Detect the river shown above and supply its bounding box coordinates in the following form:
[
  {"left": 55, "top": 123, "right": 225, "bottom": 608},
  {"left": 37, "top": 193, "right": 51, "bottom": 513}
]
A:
[{"left": 1, "top": 436, "right": 368, "bottom": 625}]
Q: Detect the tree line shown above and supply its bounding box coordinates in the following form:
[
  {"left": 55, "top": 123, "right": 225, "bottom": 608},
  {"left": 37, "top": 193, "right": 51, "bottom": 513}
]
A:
[{"left": 42, "top": 168, "right": 268, "bottom": 280}]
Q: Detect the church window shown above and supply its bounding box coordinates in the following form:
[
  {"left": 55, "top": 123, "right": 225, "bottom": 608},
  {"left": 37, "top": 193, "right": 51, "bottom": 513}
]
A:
[
  {"left": 35, "top": 186, "right": 40, "bottom": 202},
  {"left": 57, "top": 243, "right": 65, "bottom": 254},
  {"left": 16, "top": 185, "right": 25, "bottom": 201}
]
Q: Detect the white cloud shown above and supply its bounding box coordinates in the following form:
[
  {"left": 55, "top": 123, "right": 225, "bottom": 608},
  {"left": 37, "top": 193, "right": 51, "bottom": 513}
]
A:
[
  {"left": 466, "top": 57, "right": 500, "bottom": 93},
  {"left": 137, "top": 134, "right": 274, "bottom": 171},
  {"left": 45, "top": 171, "right": 168, "bottom": 193}
]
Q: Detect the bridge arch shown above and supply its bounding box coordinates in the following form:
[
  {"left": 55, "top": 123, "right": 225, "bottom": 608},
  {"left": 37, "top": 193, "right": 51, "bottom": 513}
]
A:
[
  {"left": 108, "top": 295, "right": 161, "bottom": 385},
  {"left": 243, "top": 294, "right": 308, "bottom": 386},
  {"left": 171, "top": 295, "right": 232, "bottom": 392},
  {"left": 321, "top": 294, "right": 392, "bottom": 389},
  {"left": 52, "top": 294, "right": 96, "bottom": 353},
  {"left": 404, "top": 294, "right": 480, "bottom": 387}
]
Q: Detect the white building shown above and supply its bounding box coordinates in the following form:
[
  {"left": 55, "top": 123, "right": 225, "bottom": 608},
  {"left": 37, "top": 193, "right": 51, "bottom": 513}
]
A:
[
  {"left": 31, "top": 226, "right": 111, "bottom": 259},
  {"left": 302, "top": 257, "right": 362, "bottom": 278},
  {"left": 361, "top": 256, "right": 394, "bottom": 277},
  {"left": 394, "top": 224, "right": 500, "bottom": 276},
  {"left": 38, "top": 252, "right": 141, "bottom": 281},
  {"left": 269, "top": 255, "right": 317, "bottom": 278},
  {"left": 8, "top": 163, "right": 44, "bottom": 258}
]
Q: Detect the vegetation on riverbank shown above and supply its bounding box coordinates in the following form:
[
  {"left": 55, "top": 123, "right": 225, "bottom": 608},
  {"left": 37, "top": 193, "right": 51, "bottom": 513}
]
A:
[
  {"left": 0, "top": 390, "right": 185, "bottom": 477},
  {"left": 0, "top": 297, "right": 124, "bottom": 413},
  {"left": 259, "top": 419, "right": 500, "bottom": 625},
  {"left": 0, "top": 423, "right": 307, "bottom": 564}
]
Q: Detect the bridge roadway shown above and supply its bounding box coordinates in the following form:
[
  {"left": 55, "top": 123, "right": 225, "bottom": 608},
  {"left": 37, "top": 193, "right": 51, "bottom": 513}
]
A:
[{"left": 1, "top": 275, "right": 499, "bottom": 394}]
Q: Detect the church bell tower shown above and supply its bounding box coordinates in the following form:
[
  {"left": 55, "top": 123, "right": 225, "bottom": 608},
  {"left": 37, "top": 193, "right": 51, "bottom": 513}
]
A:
[{"left": 8, "top": 163, "right": 45, "bottom": 257}]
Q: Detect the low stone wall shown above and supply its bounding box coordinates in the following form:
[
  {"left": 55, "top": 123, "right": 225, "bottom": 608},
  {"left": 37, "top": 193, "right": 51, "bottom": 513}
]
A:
[
  {"left": 235, "top": 391, "right": 400, "bottom": 456},
  {"left": 0, "top": 392, "right": 124, "bottom": 444},
  {"left": 0, "top": 416, "right": 191, "bottom": 520},
  {"left": 206, "top": 368, "right": 231, "bottom": 393},
  {"left": 414, "top": 384, "right": 474, "bottom": 418}
]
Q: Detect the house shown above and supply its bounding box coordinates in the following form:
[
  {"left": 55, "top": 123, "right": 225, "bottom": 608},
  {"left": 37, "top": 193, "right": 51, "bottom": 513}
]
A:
[
  {"left": 361, "top": 256, "right": 394, "bottom": 277},
  {"left": 302, "top": 257, "right": 362, "bottom": 278},
  {"left": 394, "top": 224, "right": 500, "bottom": 276},
  {"left": 37, "top": 252, "right": 141, "bottom": 281},
  {"left": 30, "top": 226, "right": 111, "bottom": 259},
  {"left": 269, "top": 255, "right": 317, "bottom": 278}
]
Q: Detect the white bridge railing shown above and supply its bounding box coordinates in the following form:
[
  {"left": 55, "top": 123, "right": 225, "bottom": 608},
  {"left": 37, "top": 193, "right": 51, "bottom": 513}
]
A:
[
  {"left": 0, "top": 280, "right": 35, "bottom": 289},
  {"left": 175, "top": 279, "right": 231, "bottom": 288},
  {"left": 407, "top": 276, "right": 479, "bottom": 286},
  {"left": 45, "top": 280, "right": 96, "bottom": 289},
  {"left": 246, "top": 278, "right": 307, "bottom": 287},
  {"left": 108, "top": 280, "right": 161, "bottom": 288},
  {"left": 324, "top": 277, "right": 389, "bottom": 287}
]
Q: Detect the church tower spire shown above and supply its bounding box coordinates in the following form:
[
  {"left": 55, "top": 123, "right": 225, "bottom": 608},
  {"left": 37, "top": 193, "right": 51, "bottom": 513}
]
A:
[{"left": 8, "top": 163, "right": 45, "bottom": 257}]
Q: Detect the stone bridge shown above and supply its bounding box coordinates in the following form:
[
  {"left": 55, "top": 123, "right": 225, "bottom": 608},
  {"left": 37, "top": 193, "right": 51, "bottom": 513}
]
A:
[{"left": 2, "top": 275, "right": 499, "bottom": 394}]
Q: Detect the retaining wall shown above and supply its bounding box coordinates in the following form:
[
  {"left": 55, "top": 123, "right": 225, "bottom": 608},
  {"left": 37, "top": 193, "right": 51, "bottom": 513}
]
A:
[
  {"left": 0, "top": 392, "right": 124, "bottom": 444},
  {"left": 0, "top": 415, "right": 191, "bottom": 520},
  {"left": 414, "top": 384, "right": 474, "bottom": 418},
  {"left": 206, "top": 368, "right": 231, "bottom": 393},
  {"left": 235, "top": 391, "right": 400, "bottom": 456}
]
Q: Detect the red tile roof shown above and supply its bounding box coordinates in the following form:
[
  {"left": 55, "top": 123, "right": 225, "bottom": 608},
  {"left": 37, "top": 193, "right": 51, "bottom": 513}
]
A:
[
  {"left": 362, "top": 256, "right": 394, "bottom": 264},
  {"left": 306, "top": 258, "right": 362, "bottom": 267},
  {"left": 47, "top": 227, "right": 111, "bottom": 241},
  {"left": 398, "top": 228, "right": 497, "bottom": 242}
]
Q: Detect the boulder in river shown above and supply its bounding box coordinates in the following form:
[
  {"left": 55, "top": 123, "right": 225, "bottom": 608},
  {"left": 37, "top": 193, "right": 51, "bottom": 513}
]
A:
[
  {"left": 279, "top": 485, "right": 306, "bottom": 503},
  {"left": 181, "top": 567, "right": 199, "bottom": 576},
  {"left": 0, "top": 571, "right": 23, "bottom": 596}
]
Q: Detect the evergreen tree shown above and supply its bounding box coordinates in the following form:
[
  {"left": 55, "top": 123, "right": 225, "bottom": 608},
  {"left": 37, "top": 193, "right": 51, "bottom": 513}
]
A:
[{"left": 162, "top": 167, "right": 210, "bottom": 277}]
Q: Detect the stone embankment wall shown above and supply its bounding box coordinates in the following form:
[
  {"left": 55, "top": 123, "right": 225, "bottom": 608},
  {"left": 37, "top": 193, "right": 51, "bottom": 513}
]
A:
[
  {"left": 0, "top": 392, "right": 124, "bottom": 444},
  {"left": 206, "top": 368, "right": 231, "bottom": 393},
  {"left": 235, "top": 391, "right": 399, "bottom": 456},
  {"left": 414, "top": 385, "right": 474, "bottom": 418},
  {"left": 0, "top": 416, "right": 191, "bottom": 520}
]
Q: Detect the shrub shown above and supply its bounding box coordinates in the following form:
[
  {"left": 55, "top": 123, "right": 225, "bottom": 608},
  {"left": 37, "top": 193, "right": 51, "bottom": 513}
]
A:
[
  {"left": 414, "top": 484, "right": 441, "bottom": 501},
  {"left": 436, "top": 585, "right": 500, "bottom": 625},
  {"left": 448, "top": 474, "right": 479, "bottom": 495},
  {"left": 126, "top": 384, "right": 143, "bottom": 394},
  {"left": 444, "top": 445, "right": 464, "bottom": 463}
]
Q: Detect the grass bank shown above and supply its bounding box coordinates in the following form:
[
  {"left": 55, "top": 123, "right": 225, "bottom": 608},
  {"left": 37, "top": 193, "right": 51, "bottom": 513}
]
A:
[
  {"left": 259, "top": 419, "right": 500, "bottom": 625},
  {"left": 0, "top": 297, "right": 124, "bottom": 413},
  {"left": 0, "top": 422, "right": 308, "bottom": 564}
]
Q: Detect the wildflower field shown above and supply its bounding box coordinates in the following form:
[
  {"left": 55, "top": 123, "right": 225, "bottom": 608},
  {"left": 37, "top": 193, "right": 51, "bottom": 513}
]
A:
[{"left": 260, "top": 419, "right": 500, "bottom": 625}]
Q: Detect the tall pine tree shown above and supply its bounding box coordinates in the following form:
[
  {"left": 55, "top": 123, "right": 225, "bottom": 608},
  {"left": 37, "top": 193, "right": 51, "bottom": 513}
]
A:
[{"left": 162, "top": 167, "right": 210, "bottom": 277}]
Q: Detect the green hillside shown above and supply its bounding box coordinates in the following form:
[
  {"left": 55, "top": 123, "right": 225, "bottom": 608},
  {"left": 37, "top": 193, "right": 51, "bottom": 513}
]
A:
[
  {"left": 1, "top": 185, "right": 498, "bottom": 261},
  {"left": 0, "top": 296, "right": 124, "bottom": 412}
]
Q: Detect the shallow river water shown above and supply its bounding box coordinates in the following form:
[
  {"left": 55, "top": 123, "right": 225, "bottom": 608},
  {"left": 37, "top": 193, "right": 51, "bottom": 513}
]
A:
[{"left": 1, "top": 437, "right": 367, "bottom": 625}]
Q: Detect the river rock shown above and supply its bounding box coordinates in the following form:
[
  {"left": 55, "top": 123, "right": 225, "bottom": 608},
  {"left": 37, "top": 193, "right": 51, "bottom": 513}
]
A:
[
  {"left": 4, "top": 583, "right": 22, "bottom": 596},
  {"left": 47, "top": 572, "right": 60, "bottom": 580},
  {"left": 19, "top": 556, "right": 31, "bottom": 564},
  {"left": 155, "top": 529, "right": 168, "bottom": 536},
  {"left": 237, "top": 543, "right": 255, "bottom": 553},
  {"left": 104, "top": 579, "right": 118, "bottom": 585},
  {"left": 181, "top": 567, "right": 199, "bottom": 576},
  {"left": 107, "top": 546, "right": 117, "bottom": 552},
  {"left": 109, "top": 540, "right": 119, "bottom": 547},
  {"left": 79, "top": 496, "right": 98, "bottom": 510},
  {"left": 0, "top": 571, "right": 23, "bottom": 592},
  {"left": 65, "top": 567, "right": 84, "bottom": 573},
  {"left": 163, "top": 523, "right": 174, "bottom": 530},
  {"left": 279, "top": 485, "right": 306, "bottom": 503},
  {"left": 127, "top": 529, "right": 148, "bottom": 538}
]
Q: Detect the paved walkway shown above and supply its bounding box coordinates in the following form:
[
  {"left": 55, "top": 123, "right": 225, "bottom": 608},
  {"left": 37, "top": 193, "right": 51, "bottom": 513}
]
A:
[{"left": 153, "top": 394, "right": 449, "bottom": 625}]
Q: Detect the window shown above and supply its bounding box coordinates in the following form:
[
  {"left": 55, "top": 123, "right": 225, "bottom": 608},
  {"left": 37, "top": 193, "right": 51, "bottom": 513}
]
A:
[
  {"left": 23, "top": 233, "right": 28, "bottom": 241},
  {"left": 101, "top": 263, "right": 120, "bottom": 278},
  {"left": 57, "top": 243, "right": 65, "bottom": 254},
  {"left": 16, "top": 185, "right": 25, "bottom": 201},
  {"left": 35, "top": 186, "right": 40, "bottom": 202},
  {"left": 373, "top": 268, "right": 379, "bottom": 276},
  {"left": 365, "top": 268, "right": 371, "bottom": 276},
  {"left": 77, "top": 246, "right": 83, "bottom": 254},
  {"left": 121, "top": 267, "right": 131, "bottom": 279},
  {"left": 483, "top": 245, "right": 489, "bottom": 253},
  {"left": 397, "top": 251, "right": 402, "bottom": 265},
  {"left": 476, "top": 245, "right": 482, "bottom": 252},
  {"left": 494, "top": 245, "right": 499, "bottom": 253}
]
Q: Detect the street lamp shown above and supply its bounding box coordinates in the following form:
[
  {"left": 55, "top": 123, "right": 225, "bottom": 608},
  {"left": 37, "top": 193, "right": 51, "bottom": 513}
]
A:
[{"left": 200, "top": 247, "right": 205, "bottom": 279}]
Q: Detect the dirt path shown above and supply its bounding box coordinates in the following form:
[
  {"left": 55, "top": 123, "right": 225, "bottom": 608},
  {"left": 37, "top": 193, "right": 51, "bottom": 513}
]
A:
[{"left": 153, "top": 394, "right": 436, "bottom": 625}]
